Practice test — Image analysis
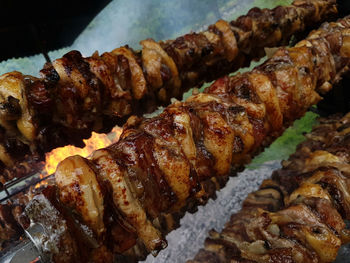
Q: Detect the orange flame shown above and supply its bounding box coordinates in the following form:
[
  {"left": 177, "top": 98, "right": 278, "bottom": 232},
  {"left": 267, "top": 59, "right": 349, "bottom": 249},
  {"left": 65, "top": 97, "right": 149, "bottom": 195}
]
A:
[{"left": 34, "top": 126, "right": 122, "bottom": 189}]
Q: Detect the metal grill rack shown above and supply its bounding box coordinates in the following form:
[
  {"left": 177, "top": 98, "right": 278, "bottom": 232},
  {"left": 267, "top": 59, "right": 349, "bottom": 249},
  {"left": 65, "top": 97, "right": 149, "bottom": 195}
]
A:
[{"left": 0, "top": 169, "right": 52, "bottom": 203}]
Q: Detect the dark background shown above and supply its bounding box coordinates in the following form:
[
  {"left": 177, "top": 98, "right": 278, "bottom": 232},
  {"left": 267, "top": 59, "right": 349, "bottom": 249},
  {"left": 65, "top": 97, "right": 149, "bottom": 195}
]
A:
[
  {"left": 0, "top": 0, "right": 227, "bottom": 62},
  {"left": 0, "top": 0, "right": 111, "bottom": 62}
]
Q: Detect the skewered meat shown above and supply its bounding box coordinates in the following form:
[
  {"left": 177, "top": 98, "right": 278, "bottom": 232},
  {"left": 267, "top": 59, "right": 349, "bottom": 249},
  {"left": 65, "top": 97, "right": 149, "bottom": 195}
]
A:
[
  {"left": 17, "top": 16, "right": 350, "bottom": 262},
  {"left": 189, "top": 112, "right": 350, "bottom": 263},
  {"left": 0, "top": 0, "right": 338, "bottom": 183}
]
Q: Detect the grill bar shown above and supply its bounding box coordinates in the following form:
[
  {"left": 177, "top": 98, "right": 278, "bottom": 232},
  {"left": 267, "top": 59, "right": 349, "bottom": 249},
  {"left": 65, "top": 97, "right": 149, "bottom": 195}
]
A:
[{"left": 0, "top": 170, "right": 51, "bottom": 203}]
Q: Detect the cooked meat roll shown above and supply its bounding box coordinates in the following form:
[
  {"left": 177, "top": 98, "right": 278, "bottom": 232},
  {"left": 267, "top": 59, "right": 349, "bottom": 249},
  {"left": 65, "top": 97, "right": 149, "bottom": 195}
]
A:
[
  {"left": 0, "top": 0, "right": 338, "bottom": 183},
  {"left": 15, "top": 15, "right": 350, "bottom": 263}
]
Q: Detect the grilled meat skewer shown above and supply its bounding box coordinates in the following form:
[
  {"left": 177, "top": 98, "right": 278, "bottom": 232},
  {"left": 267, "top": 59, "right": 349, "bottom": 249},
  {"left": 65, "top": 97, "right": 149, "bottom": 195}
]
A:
[
  {"left": 190, "top": 112, "right": 350, "bottom": 263},
  {"left": 15, "top": 16, "right": 350, "bottom": 262},
  {"left": 0, "top": 0, "right": 338, "bottom": 183}
]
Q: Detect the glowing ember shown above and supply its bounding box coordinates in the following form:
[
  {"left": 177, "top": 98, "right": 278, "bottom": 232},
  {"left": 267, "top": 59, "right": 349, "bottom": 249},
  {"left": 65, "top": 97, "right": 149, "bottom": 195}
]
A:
[{"left": 45, "top": 126, "right": 122, "bottom": 175}]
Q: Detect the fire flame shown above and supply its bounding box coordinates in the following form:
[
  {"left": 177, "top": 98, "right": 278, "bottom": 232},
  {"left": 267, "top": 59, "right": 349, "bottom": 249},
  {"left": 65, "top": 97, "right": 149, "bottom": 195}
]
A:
[
  {"left": 45, "top": 127, "right": 122, "bottom": 174},
  {"left": 34, "top": 126, "right": 122, "bottom": 188}
]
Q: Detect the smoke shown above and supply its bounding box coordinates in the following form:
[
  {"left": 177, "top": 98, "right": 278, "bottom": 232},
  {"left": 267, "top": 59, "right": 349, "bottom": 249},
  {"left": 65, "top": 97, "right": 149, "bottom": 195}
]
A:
[
  {"left": 0, "top": 54, "right": 46, "bottom": 77},
  {"left": 70, "top": 0, "right": 146, "bottom": 56}
]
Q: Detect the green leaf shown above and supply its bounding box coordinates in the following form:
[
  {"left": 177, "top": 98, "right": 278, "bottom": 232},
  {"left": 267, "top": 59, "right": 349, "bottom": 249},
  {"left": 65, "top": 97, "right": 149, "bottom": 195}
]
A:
[{"left": 253, "top": 0, "right": 292, "bottom": 9}]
